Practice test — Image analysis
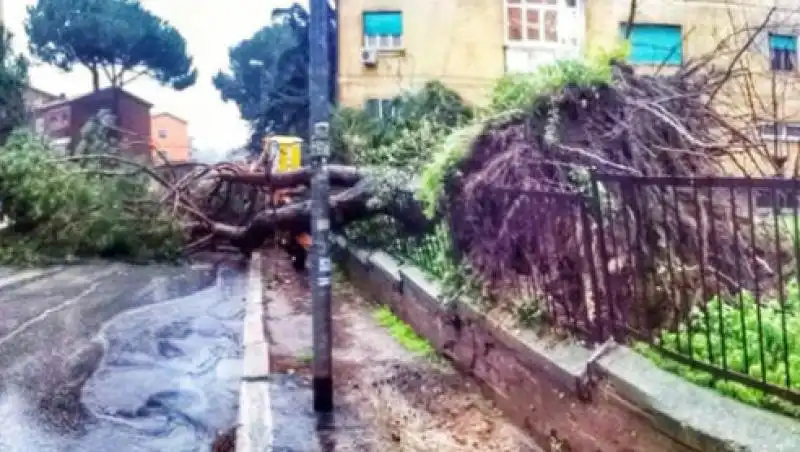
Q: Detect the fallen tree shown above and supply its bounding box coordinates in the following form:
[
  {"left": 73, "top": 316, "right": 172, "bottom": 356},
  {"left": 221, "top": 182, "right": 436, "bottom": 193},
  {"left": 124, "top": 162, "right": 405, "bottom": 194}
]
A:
[{"left": 0, "top": 43, "right": 791, "bottom": 338}]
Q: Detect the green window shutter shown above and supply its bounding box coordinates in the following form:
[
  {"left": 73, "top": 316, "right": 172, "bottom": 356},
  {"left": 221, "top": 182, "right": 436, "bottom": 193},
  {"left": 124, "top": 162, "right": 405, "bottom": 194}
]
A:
[
  {"left": 620, "top": 24, "right": 683, "bottom": 65},
  {"left": 770, "top": 33, "right": 797, "bottom": 51},
  {"left": 363, "top": 11, "right": 403, "bottom": 37}
]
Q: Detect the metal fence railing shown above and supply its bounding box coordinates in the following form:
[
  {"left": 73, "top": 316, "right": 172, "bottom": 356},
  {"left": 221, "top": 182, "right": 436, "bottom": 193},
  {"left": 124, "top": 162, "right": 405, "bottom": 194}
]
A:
[
  {"left": 387, "top": 172, "right": 800, "bottom": 407},
  {"left": 591, "top": 173, "right": 800, "bottom": 405}
]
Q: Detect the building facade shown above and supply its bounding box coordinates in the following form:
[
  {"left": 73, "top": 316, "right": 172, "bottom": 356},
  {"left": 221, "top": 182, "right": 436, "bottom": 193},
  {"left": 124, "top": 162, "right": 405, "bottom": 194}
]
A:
[
  {"left": 587, "top": 0, "right": 800, "bottom": 176},
  {"left": 150, "top": 112, "right": 191, "bottom": 163},
  {"left": 337, "top": 0, "right": 798, "bottom": 174},
  {"left": 337, "top": 0, "right": 587, "bottom": 110},
  {"left": 34, "top": 87, "right": 153, "bottom": 160}
]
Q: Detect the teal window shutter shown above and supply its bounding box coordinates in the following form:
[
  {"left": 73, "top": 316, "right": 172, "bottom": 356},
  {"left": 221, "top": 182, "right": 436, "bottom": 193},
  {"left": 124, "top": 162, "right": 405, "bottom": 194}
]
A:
[
  {"left": 620, "top": 24, "right": 683, "bottom": 65},
  {"left": 363, "top": 11, "right": 403, "bottom": 36},
  {"left": 770, "top": 33, "right": 797, "bottom": 51}
]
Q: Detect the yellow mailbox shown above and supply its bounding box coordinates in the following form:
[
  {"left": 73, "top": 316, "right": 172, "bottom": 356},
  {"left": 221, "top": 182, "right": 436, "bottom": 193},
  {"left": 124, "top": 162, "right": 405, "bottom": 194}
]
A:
[{"left": 265, "top": 135, "right": 303, "bottom": 173}]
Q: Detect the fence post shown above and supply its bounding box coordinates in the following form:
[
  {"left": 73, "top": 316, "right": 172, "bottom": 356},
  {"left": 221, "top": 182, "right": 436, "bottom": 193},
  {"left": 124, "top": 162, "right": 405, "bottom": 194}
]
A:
[
  {"left": 587, "top": 170, "right": 614, "bottom": 340},
  {"left": 579, "top": 197, "right": 602, "bottom": 343}
]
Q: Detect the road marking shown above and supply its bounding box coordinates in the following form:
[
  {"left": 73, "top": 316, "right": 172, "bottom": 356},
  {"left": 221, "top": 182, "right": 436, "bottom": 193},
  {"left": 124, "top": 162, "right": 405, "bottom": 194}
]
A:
[{"left": 0, "top": 267, "right": 118, "bottom": 348}]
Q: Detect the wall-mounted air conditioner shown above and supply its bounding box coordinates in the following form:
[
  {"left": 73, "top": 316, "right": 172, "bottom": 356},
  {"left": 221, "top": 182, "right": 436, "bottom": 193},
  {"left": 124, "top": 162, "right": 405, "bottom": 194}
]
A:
[{"left": 360, "top": 48, "right": 378, "bottom": 66}]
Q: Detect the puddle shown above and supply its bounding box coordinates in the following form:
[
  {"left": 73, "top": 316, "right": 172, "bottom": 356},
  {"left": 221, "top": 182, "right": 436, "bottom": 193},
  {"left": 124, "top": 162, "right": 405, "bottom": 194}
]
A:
[{"left": 0, "top": 265, "right": 246, "bottom": 452}]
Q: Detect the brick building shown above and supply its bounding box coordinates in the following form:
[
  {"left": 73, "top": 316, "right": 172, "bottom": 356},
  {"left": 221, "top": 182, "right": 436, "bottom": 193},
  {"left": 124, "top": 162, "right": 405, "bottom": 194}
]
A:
[{"left": 34, "top": 87, "right": 153, "bottom": 159}]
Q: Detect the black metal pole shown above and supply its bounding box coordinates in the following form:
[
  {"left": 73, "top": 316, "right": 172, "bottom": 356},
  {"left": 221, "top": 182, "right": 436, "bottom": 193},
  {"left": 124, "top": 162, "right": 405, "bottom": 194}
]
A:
[
  {"left": 308, "top": 0, "right": 333, "bottom": 413},
  {"left": 309, "top": 123, "right": 332, "bottom": 412}
]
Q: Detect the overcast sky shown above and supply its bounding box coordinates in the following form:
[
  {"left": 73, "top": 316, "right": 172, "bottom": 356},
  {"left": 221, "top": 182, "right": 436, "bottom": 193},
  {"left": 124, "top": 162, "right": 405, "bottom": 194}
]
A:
[{"left": 5, "top": 0, "right": 306, "bottom": 152}]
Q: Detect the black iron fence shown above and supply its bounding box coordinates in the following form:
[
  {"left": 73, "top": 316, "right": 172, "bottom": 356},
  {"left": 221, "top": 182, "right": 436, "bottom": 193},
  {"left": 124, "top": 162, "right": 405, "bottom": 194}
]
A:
[
  {"left": 589, "top": 173, "right": 800, "bottom": 406},
  {"left": 395, "top": 172, "right": 800, "bottom": 407}
]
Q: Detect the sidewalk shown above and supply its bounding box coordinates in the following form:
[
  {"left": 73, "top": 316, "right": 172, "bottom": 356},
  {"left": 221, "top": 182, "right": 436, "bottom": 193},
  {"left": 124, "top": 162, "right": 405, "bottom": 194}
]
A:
[{"left": 254, "top": 248, "right": 540, "bottom": 451}]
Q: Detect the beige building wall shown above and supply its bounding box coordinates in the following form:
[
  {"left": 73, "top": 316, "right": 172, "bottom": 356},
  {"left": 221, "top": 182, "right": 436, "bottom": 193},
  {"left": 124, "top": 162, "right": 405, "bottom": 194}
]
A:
[
  {"left": 337, "top": 0, "right": 505, "bottom": 108},
  {"left": 586, "top": 0, "right": 800, "bottom": 176}
]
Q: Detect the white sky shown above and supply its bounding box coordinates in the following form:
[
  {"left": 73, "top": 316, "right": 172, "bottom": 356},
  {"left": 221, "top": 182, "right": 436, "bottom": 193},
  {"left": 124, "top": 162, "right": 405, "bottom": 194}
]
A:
[{"left": 5, "top": 0, "right": 305, "bottom": 152}]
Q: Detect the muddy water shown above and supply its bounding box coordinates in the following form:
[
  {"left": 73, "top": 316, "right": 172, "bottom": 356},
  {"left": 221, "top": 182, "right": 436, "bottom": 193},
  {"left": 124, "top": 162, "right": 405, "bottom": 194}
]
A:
[{"left": 0, "top": 265, "right": 246, "bottom": 452}]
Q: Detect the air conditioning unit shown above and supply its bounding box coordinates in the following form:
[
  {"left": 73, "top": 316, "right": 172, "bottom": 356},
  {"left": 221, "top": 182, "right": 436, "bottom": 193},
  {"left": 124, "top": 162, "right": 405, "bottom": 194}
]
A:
[{"left": 360, "top": 48, "right": 378, "bottom": 66}]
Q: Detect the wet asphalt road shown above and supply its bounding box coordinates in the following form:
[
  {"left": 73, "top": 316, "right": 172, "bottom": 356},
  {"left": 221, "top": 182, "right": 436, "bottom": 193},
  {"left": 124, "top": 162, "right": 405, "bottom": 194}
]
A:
[{"left": 0, "top": 261, "right": 246, "bottom": 451}]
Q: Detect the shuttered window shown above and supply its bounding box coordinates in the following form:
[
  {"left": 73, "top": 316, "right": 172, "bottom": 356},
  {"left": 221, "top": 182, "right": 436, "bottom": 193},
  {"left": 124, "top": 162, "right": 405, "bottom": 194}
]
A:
[
  {"left": 621, "top": 24, "right": 683, "bottom": 66},
  {"left": 769, "top": 33, "right": 797, "bottom": 71},
  {"left": 363, "top": 11, "right": 403, "bottom": 50}
]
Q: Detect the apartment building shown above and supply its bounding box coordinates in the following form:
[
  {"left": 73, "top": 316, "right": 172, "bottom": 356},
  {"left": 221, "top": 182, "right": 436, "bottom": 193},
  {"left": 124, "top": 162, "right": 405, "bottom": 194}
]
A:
[
  {"left": 337, "top": 0, "right": 586, "bottom": 110},
  {"left": 150, "top": 112, "right": 191, "bottom": 163},
  {"left": 338, "top": 0, "right": 797, "bottom": 173},
  {"left": 34, "top": 87, "right": 153, "bottom": 159}
]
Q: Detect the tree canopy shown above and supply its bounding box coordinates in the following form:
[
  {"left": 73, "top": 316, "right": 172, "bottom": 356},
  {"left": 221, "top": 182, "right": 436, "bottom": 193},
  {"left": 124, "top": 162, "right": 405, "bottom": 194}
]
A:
[
  {"left": 25, "top": 0, "right": 197, "bottom": 91},
  {"left": 0, "top": 27, "right": 28, "bottom": 145},
  {"left": 213, "top": 2, "right": 335, "bottom": 150}
]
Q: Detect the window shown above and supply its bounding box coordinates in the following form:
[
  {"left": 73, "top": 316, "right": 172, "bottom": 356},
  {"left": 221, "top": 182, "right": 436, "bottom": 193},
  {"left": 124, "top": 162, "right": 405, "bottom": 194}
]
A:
[
  {"left": 365, "top": 98, "right": 394, "bottom": 119},
  {"left": 46, "top": 106, "right": 70, "bottom": 131},
  {"left": 363, "top": 11, "right": 403, "bottom": 50},
  {"left": 621, "top": 24, "right": 683, "bottom": 65},
  {"left": 758, "top": 121, "right": 800, "bottom": 141},
  {"left": 769, "top": 33, "right": 797, "bottom": 72},
  {"left": 506, "top": 0, "right": 561, "bottom": 44},
  {"left": 158, "top": 129, "right": 168, "bottom": 139}
]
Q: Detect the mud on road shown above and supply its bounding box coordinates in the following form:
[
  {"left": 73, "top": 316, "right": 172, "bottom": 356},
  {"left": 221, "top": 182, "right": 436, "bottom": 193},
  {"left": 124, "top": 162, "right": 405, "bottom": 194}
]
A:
[{"left": 262, "top": 248, "right": 540, "bottom": 451}]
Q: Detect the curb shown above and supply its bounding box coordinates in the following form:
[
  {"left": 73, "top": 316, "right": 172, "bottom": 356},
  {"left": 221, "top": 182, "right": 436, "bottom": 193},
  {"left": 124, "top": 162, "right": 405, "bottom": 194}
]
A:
[
  {"left": 236, "top": 252, "right": 273, "bottom": 451},
  {"left": 333, "top": 236, "right": 800, "bottom": 452}
]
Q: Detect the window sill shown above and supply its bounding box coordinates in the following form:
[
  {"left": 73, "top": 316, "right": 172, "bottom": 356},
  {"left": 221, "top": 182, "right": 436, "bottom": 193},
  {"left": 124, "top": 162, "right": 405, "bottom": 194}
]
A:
[
  {"left": 759, "top": 136, "right": 800, "bottom": 143},
  {"left": 504, "top": 41, "right": 571, "bottom": 50},
  {"left": 367, "top": 48, "right": 406, "bottom": 56}
]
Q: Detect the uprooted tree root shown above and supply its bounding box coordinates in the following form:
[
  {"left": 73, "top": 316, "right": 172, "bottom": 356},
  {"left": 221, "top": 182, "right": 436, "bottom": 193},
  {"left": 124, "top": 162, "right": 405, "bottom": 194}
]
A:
[{"left": 444, "top": 61, "right": 792, "bottom": 335}]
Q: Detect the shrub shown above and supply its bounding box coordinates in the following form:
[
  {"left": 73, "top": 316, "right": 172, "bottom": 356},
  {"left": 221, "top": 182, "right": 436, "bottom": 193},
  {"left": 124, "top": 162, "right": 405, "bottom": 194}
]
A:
[
  {"left": 636, "top": 284, "right": 800, "bottom": 418},
  {"left": 331, "top": 81, "right": 473, "bottom": 171},
  {"left": 0, "top": 131, "right": 182, "bottom": 265}
]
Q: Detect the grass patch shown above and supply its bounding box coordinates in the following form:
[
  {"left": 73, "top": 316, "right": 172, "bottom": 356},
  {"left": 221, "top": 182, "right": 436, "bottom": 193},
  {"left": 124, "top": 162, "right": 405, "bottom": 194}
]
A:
[
  {"left": 373, "top": 306, "right": 434, "bottom": 357},
  {"left": 297, "top": 350, "right": 313, "bottom": 365}
]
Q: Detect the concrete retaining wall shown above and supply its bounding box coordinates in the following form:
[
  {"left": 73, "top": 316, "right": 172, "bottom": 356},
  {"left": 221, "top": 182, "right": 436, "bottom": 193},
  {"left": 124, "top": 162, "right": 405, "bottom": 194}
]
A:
[{"left": 333, "top": 236, "right": 800, "bottom": 452}]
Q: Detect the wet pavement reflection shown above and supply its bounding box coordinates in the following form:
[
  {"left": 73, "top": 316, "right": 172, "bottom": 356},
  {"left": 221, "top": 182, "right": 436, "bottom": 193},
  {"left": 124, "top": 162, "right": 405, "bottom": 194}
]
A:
[{"left": 0, "top": 264, "right": 246, "bottom": 452}]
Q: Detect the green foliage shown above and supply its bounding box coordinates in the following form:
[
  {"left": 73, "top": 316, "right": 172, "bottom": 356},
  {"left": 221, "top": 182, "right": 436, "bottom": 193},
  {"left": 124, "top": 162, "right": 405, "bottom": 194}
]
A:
[
  {"left": 374, "top": 306, "right": 434, "bottom": 356},
  {"left": 73, "top": 109, "right": 120, "bottom": 156},
  {"left": 414, "top": 46, "right": 627, "bottom": 219},
  {"left": 26, "top": 0, "right": 197, "bottom": 90},
  {"left": 636, "top": 282, "right": 800, "bottom": 418},
  {"left": 0, "top": 27, "right": 28, "bottom": 145},
  {"left": 0, "top": 131, "right": 182, "bottom": 265},
  {"left": 489, "top": 42, "right": 628, "bottom": 114},
  {"left": 490, "top": 59, "right": 612, "bottom": 113},
  {"left": 331, "top": 81, "right": 473, "bottom": 171},
  {"left": 416, "top": 121, "right": 488, "bottom": 218},
  {"left": 214, "top": 3, "right": 334, "bottom": 147}
]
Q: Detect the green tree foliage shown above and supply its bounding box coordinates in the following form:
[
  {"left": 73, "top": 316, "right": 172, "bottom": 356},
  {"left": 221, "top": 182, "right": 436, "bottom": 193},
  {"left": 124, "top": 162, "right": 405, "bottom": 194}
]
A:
[
  {"left": 25, "top": 0, "right": 197, "bottom": 91},
  {"left": 0, "top": 27, "right": 28, "bottom": 144},
  {"left": 331, "top": 81, "right": 473, "bottom": 170},
  {"left": 213, "top": 3, "right": 336, "bottom": 149},
  {"left": 0, "top": 131, "right": 182, "bottom": 265}
]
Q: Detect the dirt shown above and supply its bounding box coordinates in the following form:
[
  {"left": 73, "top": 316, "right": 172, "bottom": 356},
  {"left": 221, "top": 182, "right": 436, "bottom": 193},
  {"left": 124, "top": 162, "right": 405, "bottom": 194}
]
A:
[
  {"left": 210, "top": 427, "right": 236, "bottom": 452},
  {"left": 262, "top": 247, "right": 541, "bottom": 451}
]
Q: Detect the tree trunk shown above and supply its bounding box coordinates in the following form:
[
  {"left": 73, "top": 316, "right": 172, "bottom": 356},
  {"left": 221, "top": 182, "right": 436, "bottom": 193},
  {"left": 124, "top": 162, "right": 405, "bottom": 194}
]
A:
[{"left": 91, "top": 66, "right": 100, "bottom": 92}]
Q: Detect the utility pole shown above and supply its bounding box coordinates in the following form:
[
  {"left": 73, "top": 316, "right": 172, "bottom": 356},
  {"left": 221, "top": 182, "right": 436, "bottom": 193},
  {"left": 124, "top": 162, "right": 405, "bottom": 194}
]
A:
[{"left": 308, "top": 0, "right": 333, "bottom": 413}]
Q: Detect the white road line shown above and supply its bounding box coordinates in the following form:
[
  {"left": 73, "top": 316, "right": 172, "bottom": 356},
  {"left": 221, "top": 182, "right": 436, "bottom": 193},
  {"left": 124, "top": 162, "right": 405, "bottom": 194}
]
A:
[{"left": 0, "top": 267, "right": 119, "bottom": 347}]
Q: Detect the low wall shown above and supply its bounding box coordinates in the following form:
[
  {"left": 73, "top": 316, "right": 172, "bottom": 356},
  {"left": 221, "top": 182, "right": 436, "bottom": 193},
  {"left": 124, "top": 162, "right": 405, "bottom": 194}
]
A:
[{"left": 333, "top": 237, "right": 800, "bottom": 452}]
